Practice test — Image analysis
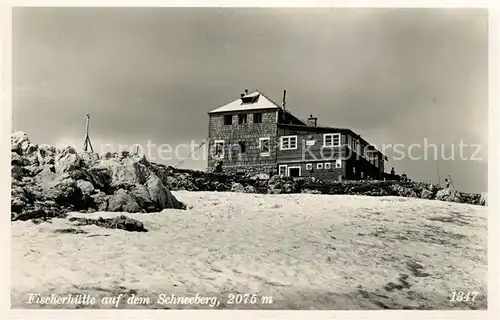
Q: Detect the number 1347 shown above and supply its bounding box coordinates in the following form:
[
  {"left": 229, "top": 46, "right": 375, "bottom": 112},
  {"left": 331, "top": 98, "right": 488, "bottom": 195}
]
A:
[{"left": 450, "top": 291, "right": 479, "bottom": 302}]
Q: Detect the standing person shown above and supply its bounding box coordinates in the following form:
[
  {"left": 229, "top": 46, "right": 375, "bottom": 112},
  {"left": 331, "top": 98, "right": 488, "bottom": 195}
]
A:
[{"left": 390, "top": 167, "right": 395, "bottom": 175}]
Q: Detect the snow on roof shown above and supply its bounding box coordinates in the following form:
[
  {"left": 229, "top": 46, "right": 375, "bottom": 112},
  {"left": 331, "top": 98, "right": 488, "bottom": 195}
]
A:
[{"left": 208, "top": 90, "right": 281, "bottom": 114}]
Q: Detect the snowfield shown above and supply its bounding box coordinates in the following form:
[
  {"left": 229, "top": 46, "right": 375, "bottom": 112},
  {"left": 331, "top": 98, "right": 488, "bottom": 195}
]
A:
[{"left": 11, "top": 191, "right": 488, "bottom": 310}]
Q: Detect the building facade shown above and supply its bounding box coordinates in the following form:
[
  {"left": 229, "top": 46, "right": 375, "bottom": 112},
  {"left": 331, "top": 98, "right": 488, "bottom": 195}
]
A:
[{"left": 207, "top": 90, "right": 387, "bottom": 180}]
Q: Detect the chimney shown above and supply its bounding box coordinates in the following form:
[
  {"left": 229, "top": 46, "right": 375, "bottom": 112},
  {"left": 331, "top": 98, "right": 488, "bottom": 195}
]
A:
[
  {"left": 244, "top": 89, "right": 248, "bottom": 95},
  {"left": 240, "top": 93, "right": 245, "bottom": 98},
  {"left": 307, "top": 114, "right": 318, "bottom": 127},
  {"left": 282, "top": 90, "right": 287, "bottom": 111}
]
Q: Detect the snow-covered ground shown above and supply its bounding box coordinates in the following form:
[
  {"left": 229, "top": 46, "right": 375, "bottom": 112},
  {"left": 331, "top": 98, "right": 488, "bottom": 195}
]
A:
[{"left": 11, "top": 191, "right": 488, "bottom": 310}]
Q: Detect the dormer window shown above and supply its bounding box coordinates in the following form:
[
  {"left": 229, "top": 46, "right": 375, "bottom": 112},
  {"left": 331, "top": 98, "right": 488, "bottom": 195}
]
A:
[{"left": 241, "top": 92, "right": 260, "bottom": 104}]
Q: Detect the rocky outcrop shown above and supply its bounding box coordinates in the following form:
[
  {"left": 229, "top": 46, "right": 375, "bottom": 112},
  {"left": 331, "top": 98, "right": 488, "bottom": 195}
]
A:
[
  {"left": 11, "top": 132, "right": 186, "bottom": 221},
  {"left": 68, "top": 215, "right": 148, "bottom": 232},
  {"left": 159, "top": 168, "right": 486, "bottom": 206},
  {"left": 11, "top": 132, "right": 486, "bottom": 222}
]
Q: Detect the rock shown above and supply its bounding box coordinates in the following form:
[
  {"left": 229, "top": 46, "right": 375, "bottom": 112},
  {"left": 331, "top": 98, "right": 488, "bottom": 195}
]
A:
[
  {"left": 44, "top": 178, "right": 83, "bottom": 205},
  {"left": 391, "top": 184, "right": 418, "bottom": 198},
  {"left": 76, "top": 179, "right": 95, "bottom": 198},
  {"left": 480, "top": 192, "right": 488, "bottom": 206},
  {"left": 79, "top": 151, "right": 99, "bottom": 167},
  {"left": 250, "top": 173, "right": 270, "bottom": 180},
  {"left": 11, "top": 131, "right": 30, "bottom": 154},
  {"left": 53, "top": 228, "right": 88, "bottom": 234},
  {"left": 302, "top": 189, "right": 322, "bottom": 194},
  {"left": 436, "top": 187, "right": 462, "bottom": 203},
  {"left": 11, "top": 152, "right": 29, "bottom": 166},
  {"left": 54, "top": 146, "right": 82, "bottom": 174},
  {"left": 37, "top": 144, "right": 56, "bottom": 166},
  {"left": 107, "top": 189, "right": 142, "bottom": 213},
  {"left": 11, "top": 186, "right": 29, "bottom": 213},
  {"left": 146, "top": 174, "right": 186, "bottom": 210},
  {"left": 69, "top": 215, "right": 148, "bottom": 232},
  {"left": 244, "top": 185, "right": 257, "bottom": 193},
  {"left": 130, "top": 184, "right": 155, "bottom": 212},
  {"left": 11, "top": 165, "right": 31, "bottom": 181},
  {"left": 97, "top": 156, "right": 150, "bottom": 188},
  {"left": 230, "top": 182, "right": 246, "bottom": 193},
  {"left": 421, "top": 189, "right": 434, "bottom": 200}
]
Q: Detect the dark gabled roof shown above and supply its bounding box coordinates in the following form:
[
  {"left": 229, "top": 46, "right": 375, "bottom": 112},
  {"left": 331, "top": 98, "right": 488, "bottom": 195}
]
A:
[{"left": 278, "top": 123, "right": 388, "bottom": 160}]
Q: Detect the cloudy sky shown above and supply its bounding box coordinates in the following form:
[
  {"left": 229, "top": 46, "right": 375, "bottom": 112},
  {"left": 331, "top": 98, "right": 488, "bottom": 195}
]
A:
[{"left": 12, "top": 8, "right": 488, "bottom": 192}]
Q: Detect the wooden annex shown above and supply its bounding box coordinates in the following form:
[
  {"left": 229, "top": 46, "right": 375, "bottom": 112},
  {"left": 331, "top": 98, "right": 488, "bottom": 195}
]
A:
[{"left": 207, "top": 89, "right": 388, "bottom": 181}]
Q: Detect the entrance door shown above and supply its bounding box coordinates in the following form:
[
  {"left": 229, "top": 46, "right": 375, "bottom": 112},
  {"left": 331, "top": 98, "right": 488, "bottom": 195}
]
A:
[{"left": 288, "top": 166, "right": 301, "bottom": 177}]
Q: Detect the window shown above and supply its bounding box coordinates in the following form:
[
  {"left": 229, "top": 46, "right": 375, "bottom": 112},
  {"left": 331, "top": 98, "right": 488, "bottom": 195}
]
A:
[
  {"left": 253, "top": 112, "right": 262, "bottom": 123},
  {"left": 356, "top": 141, "right": 361, "bottom": 155},
  {"left": 280, "top": 136, "right": 298, "bottom": 150},
  {"left": 238, "top": 141, "right": 246, "bottom": 153},
  {"left": 259, "top": 137, "right": 270, "bottom": 156},
  {"left": 214, "top": 140, "right": 224, "bottom": 158},
  {"left": 347, "top": 135, "right": 353, "bottom": 149},
  {"left": 224, "top": 115, "right": 232, "bottom": 125},
  {"left": 324, "top": 133, "right": 341, "bottom": 147},
  {"left": 278, "top": 165, "right": 287, "bottom": 176},
  {"left": 353, "top": 166, "right": 356, "bottom": 174},
  {"left": 317, "top": 163, "right": 324, "bottom": 170},
  {"left": 306, "top": 163, "right": 313, "bottom": 170},
  {"left": 335, "top": 159, "right": 342, "bottom": 168},
  {"left": 238, "top": 114, "right": 247, "bottom": 124},
  {"left": 324, "top": 162, "right": 331, "bottom": 170}
]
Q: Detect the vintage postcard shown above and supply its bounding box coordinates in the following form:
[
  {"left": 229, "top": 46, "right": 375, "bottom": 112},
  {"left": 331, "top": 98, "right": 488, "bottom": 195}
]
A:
[{"left": 3, "top": 2, "right": 498, "bottom": 319}]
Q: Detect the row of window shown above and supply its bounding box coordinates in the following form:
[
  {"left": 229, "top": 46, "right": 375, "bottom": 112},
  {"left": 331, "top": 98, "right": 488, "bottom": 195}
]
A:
[
  {"left": 277, "top": 161, "right": 342, "bottom": 177},
  {"left": 224, "top": 113, "right": 262, "bottom": 125},
  {"left": 305, "top": 160, "right": 342, "bottom": 170},
  {"left": 213, "top": 137, "right": 270, "bottom": 158},
  {"left": 213, "top": 135, "right": 379, "bottom": 164},
  {"left": 281, "top": 134, "right": 341, "bottom": 150}
]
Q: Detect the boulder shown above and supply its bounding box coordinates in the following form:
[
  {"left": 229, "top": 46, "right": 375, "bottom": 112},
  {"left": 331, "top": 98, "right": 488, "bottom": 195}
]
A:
[
  {"left": 11, "top": 131, "right": 30, "bottom": 154},
  {"left": 230, "top": 182, "right": 246, "bottom": 193},
  {"left": 107, "top": 189, "right": 142, "bottom": 213},
  {"left": 244, "top": 185, "right": 257, "bottom": 193},
  {"left": 54, "top": 146, "right": 82, "bottom": 174},
  {"left": 420, "top": 189, "right": 434, "bottom": 200},
  {"left": 146, "top": 174, "right": 186, "bottom": 210},
  {"left": 37, "top": 144, "right": 56, "bottom": 166},
  {"left": 391, "top": 184, "right": 418, "bottom": 198},
  {"left": 76, "top": 179, "right": 95, "bottom": 198},
  {"left": 479, "top": 192, "right": 488, "bottom": 206},
  {"left": 11, "top": 152, "right": 29, "bottom": 166},
  {"left": 90, "top": 191, "right": 109, "bottom": 211},
  {"left": 131, "top": 184, "right": 155, "bottom": 212},
  {"left": 12, "top": 165, "right": 31, "bottom": 181},
  {"left": 96, "top": 155, "right": 150, "bottom": 188},
  {"left": 436, "top": 187, "right": 462, "bottom": 203},
  {"left": 69, "top": 215, "right": 148, "bottom": 232},
  {"left": 250, "top": 173, "right": 270, "bottom": 180}
]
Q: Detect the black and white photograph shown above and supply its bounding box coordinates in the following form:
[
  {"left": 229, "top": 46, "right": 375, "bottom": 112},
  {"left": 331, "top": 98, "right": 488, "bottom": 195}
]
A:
[{"left": 7, "top": 5, "right": 493, "bottom": 313}]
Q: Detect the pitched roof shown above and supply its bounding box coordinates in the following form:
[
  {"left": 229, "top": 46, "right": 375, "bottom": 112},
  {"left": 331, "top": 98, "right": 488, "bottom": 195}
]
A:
[{"left": 208, "top": 90, "right": 281, "bottom": 114}]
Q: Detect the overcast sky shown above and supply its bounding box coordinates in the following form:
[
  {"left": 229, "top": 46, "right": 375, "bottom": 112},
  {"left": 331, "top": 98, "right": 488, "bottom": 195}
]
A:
[{"left": 12, "top": 8, "right": 488, "bottom": 192}]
